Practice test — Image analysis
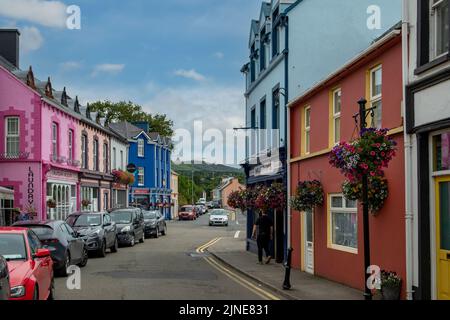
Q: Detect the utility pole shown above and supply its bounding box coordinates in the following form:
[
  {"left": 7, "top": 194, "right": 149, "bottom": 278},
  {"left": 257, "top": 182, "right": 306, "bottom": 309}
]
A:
[
  {"left": 356, "top": 98, "right": 375, "bottom": 301},
  {"left": 191, "top": 168, "right": 194, "bottom": 205}
]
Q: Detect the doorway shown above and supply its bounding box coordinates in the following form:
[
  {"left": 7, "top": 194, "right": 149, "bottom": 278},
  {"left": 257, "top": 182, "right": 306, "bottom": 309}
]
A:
[
  {"left": 304, "top": 209, "right": 314, "bottom": 274},
  {"left": 436, "top": 176, "right": 450, "bottom": 300}
]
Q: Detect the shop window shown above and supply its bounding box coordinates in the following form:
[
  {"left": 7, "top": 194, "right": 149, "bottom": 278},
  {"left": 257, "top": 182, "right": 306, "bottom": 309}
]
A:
[
  {"left": 433, "top": 131, "right": 450, "bottom": 171},
  {"left": 328, "top": 194, "right": 358, "bottom": 253}
]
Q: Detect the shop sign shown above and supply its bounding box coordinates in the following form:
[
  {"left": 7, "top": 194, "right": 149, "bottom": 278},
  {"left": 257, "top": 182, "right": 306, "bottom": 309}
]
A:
[
  {"left": 133, "top": 188, "right": 150, "bottom": 195},
  {"left": 112, "top": 183, "right": 127, "bottom": 190},
  {"left": 47, "top": 169, "right": 78, "bottom": 181},
  {"left": 27, "top": 167, "right": 34, "bottom": 206},
  {"left": 127, "top": 163, "right": 137, "bottom": 173}
]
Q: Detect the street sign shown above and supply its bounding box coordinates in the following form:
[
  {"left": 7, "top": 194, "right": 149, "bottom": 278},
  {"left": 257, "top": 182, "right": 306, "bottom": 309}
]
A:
[{"left": 127, "top": 163, "right": 137, "bottom": 173}]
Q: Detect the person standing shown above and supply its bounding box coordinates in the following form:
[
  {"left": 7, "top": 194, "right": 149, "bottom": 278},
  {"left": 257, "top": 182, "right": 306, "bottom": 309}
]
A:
[{"left": 252, "top": 211, "right": 273, "bottom": 265}]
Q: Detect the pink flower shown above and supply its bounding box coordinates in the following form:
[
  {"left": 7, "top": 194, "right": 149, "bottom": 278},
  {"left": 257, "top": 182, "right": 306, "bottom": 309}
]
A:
[{"left": 370, "top": 151, "right": 376, "bottom": 156}]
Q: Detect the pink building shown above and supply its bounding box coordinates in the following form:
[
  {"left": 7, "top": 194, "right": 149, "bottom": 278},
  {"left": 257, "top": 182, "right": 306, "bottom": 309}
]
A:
[{"left": 0, "top": 30, "right": 83, "bottom": 223}]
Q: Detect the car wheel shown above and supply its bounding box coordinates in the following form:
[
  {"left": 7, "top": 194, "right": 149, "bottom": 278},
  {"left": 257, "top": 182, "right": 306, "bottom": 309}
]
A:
[
  {"left": 161, "top": 224, "right": 167, "bottom": 236},
  {"left": 78, "top": 248, "right": 89, "bottom": 267},
  {"left": 98, "top": 240, "right": 107, "bottom": 257},
  {"left": 130, "top": 236, "right": 135, "bottom": 247},
  {"left": 110, "top": 237, "right": 118, "bottom": 253},
  {"left": 58, "top": 252, "right": 70, "bottom": 277},
  {"left": 139, "top": 231, "right": 145, "bottom": 243},
  {"left": 48, "top": 279, "right": 55, "bottom": 300},
  {"left": 33, "top": 285, "right": 39, "bottom": 300},
  {"left": 154, "top": 227, "right": 159, "bottom": 239}
]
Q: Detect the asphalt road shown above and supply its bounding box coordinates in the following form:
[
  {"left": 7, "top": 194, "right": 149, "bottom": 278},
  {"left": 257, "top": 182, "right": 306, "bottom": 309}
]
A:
[{"left": 54, "top": 212, "right": 275, "bottom": 300}]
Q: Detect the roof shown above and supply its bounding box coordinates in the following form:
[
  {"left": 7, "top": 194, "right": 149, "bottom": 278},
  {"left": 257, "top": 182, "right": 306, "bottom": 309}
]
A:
[{"left": 109, "top": 122, "right": 144, "bottom": 140}]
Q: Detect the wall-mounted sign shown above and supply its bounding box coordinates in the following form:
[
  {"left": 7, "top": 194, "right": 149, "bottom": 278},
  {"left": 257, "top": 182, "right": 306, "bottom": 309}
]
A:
[
  {"left": 133, "top": 188, "right": 150, "bottom": 195},
  {"left": 127, "top": 164, "right": 137, "bottom": 174},
  {"left": 47, "top": 169, "right": 78, "bottom": 181},
  {"left": 27, "top": 167, "right": 34, "bottom": 206}
]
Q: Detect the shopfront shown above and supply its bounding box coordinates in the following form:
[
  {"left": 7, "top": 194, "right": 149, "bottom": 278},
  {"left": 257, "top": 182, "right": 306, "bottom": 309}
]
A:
[
  {"left": 0, "top": 186, "right": 14, "bottom": 226},
  {"left": 130, "top": 187, "right": 150, "bottom": 208},
  {"left": 45, "top": 168, "right": 79, "bottom": 221},
  {"left": 112, "top": 183, "right": 128, "bottom": 209}
]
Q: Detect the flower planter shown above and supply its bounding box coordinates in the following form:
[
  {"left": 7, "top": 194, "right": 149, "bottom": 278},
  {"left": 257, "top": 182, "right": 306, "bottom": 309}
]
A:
[{"left": 381, "top": 285, "right": 401, "bottom": 300}]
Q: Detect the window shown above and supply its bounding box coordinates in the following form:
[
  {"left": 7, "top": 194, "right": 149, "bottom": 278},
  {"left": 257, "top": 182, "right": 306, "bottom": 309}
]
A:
[
  {"left": 433, "top": 131, "right": 450, "bottom": 171},
  {"left": 250, "top": 44, "right": 256, "bottom": 82},
  {"left": 138, "top": 167, "right": 144, "bottom": 186},
  {"left": 138, "top": 139, "right": 145, "bottom": 157},
  {"left": 329, "top": 195, "right": 358, "bottom": 253},
  {"left": 431, "top": 0, "right": 449, "bottom": 59},
  {"left": 112, "top": 147, "right": 117, "bottom": 170},
  {"left": 304, "top": 106, "right": 311, "bottom": 154},
  {"left": 272, "top": 8, "right": 280, "bottom": 57},
  {"left": 250, "top": 107, "right": 256, "bottom": 156},
  {"left": 369, "top": 66, "right": 382, "bottom": 129},
  {"left": 103, "top": 143, "right": 108, "bottom": 173},
  {"left": 272, "top": 90, "right": 280, "bottom": 130},
  {"left": 5, "top": 117, "right": 19, "bottom": 156},
  {"left": 81, "top": 134, "right": 88, "bottom": 169},
  {"left": 68, "top": 130, "right": 74, "bottom": 161},
  {"left": 93, "top": 139, "right": 99, "bottom": 171},
  {"left": 260, "top": 99, "right": 267, "bottom": 151},
  {"left": 260, "top": 29, "right": 266, "bottom": 71},
  {"left": 52, "top": 122, "right": 58, "bottom": 160},
  {"left": 120, "top": 150, "right": 124, "bottom": 170},
  {"left": 332, "top": 89, "right": 342, "bottom": 145}
]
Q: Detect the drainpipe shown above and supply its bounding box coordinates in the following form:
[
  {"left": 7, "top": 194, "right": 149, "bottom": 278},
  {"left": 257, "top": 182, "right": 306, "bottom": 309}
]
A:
[
  {"left": 402, "top": 0, "right": 414, "bottom": 300},
  {"left": 284, "top": 15, "right": 291, "bottom": 257}
]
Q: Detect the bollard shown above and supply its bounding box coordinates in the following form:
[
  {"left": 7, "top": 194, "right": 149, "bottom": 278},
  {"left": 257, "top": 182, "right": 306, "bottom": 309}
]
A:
[{"left": 283, "top": 247, "right": 293, "bottom": 290}]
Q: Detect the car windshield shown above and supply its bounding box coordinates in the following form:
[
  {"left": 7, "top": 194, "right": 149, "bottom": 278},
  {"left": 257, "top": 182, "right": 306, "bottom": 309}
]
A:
[
  {"left": 211, "top": 210, "right": 227, "bottom": 216},
  {"left": 110, "top": 211, "right": 133, "bottom": 224},
  {"left": 143, "top": 211, "right": 158, "bottom": 219},
  {"left": 67, "top": 214, "right": 102, "bottom": 227},
  {"left": 0, "top": 234, "right": 27, "bottom": 261},
  {"left": 181, "top": 207, "right": 193, "bottom": 212}
]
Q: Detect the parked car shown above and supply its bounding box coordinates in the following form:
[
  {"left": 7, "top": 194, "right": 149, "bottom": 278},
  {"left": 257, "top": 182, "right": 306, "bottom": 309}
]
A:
[
  {"left": 0, "top": 227, "right": 54, "bottom": 300},
  {"left": 212, "top": 200, "right": 221, "bottom": 209},
  {"left": 0, "top": 255, "right": 10, "bottom": 300},
  {"left": 196, "top": 204, "right": 207, "bottom": 215},
  {"left": 179, "top": 206, "right": 197, "bottom": 221},
  {"left": 66, "top": 212, "right": 118, "bottom": 257},
  {"left": 110, "top": 208, "right": 145, "bottom": 246},
  {"left": 12, "top": 220, "right": 88, "bottom": 276},
  {"left": 206, "top": 202, "right": 214, "bottom": 209},
  {"left": 209, "top": 209, "right": 229, "bottom": 227},
  {"left": 143, "top": 210, "right": 167, "bottom": 238}
]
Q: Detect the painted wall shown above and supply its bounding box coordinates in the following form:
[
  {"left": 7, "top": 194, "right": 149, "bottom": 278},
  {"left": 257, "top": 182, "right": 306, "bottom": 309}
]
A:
[
  {"left": 221, "top": 178, "right": 245, "bottom": 210},
  {"left": 129, "top": 135, "right": 156, "bottom": 189},
  {"left": 78, "top": 120, "right": 110, "bottom": 173},
  {"left": 289, "top": 38, "right": 405, "bottom": 293},
  {"left": 110, "top": 135, "right": 128, "bottom": 171}
]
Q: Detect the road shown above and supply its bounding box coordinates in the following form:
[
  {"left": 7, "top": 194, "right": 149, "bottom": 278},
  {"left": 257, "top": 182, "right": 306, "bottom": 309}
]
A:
[{"left": 55, "top": 212, "right": 281, "bottom": 300}]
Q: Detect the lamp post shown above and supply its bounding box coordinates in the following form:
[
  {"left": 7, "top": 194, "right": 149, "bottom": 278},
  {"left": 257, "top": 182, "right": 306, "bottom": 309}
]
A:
[{"left": 356, "top": 98, "right": 376, "bottom": 300}]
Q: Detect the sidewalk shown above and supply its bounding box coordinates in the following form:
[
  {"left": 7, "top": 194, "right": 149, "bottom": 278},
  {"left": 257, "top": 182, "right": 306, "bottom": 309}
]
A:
[{"left": 207, "top": 236, "right": 363, "bottom": 300}]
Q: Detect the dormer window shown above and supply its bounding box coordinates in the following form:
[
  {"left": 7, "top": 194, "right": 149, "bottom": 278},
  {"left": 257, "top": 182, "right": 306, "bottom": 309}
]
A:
[{"left": 138, "top": 138, "right": 145, "bottom": 157}]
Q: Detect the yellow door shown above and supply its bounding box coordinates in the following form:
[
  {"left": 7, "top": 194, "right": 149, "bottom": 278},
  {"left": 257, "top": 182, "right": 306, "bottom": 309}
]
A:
[{"left": 436, "top": 176, "right": 450, "bottom": 300}]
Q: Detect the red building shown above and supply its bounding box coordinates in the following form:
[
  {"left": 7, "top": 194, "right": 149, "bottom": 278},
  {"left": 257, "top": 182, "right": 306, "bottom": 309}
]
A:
[{"left": 288, "top": 25, "right": 406, "bottom": 296}]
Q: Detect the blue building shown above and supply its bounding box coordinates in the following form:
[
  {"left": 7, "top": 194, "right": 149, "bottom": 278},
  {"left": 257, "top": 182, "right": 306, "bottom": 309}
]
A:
[{"left": 109, "top": 122, "right": 172, "bottom": 219}]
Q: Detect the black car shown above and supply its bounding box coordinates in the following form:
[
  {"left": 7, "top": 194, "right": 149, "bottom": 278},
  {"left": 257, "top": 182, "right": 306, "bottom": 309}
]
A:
[
  {"left": 13, "top": 220, "right": 88, "bottom": 276},
  {"left": 110, "top": 208, "right": 145, "bottom": 246},
  {"left": 66, "top": 212, "right": 118, "bottom": 257},
  {"left": 143, "top": 210, "right": 167, "bottom": 238},
  {"left": 0, "top": 255, "right": 9, "bottom": 300}
]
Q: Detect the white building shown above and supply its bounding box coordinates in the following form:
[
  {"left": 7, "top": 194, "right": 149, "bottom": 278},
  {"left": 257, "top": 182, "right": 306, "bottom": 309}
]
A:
[
  {"left": 403, "top": 0, "right": 450, "bottom": 300},
  {"left": 109, "top": 130, "right": 130, "bottom": 209}
]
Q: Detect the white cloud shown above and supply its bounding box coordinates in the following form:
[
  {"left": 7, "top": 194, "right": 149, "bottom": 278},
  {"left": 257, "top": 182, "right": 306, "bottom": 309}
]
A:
[
  {"left": 0, "top": 0, "right": 68, "bottom": 28},
  {"left": 174, "top": 69, "right": 206, "bottom": 82},
  {"left": 20, "top": 26, "right": 44, "bottom": 53},
  {"left": 91, "top": 64, "right": 125, "bottom": 77},
  {"left": 213, "top": 52, "right": 224, "bottom": 59},
  {"left": 59, "top": 61, "right": 82, "bottom": 71}
]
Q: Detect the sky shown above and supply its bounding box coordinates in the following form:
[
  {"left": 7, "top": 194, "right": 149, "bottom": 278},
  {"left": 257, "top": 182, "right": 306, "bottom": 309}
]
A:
[{"left": 0, "top": 0, "right": 262, "bottom": 163}]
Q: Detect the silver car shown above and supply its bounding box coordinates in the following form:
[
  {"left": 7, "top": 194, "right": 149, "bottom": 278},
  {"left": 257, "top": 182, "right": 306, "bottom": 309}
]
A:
[{"left": 208, "top": 209, "right": 229, "bottom": 227}]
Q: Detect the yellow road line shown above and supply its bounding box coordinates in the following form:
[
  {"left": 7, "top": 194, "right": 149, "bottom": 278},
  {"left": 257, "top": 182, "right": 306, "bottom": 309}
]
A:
[{"left": 196, "top": 237, "right": 281, "bottom": 301}]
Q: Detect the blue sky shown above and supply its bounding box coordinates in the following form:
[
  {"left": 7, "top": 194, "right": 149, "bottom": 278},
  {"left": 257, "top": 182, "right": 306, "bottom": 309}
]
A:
[{"left": 0, "top": 0, "right": 262, "bottom": 136}]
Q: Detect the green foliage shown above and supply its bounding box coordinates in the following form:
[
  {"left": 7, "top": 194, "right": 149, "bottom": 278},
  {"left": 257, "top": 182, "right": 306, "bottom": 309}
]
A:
[{"left": 90, "top": 100, "right": 174, "bottom": 137}]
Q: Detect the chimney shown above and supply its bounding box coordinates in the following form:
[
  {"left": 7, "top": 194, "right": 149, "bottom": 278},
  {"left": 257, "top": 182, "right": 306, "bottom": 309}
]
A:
[
  {"left": 0, "top": 29, "right": 20, "bottom": 68},
  {"left": 132, "top": 121, "right": 150, "bottom": 133}
]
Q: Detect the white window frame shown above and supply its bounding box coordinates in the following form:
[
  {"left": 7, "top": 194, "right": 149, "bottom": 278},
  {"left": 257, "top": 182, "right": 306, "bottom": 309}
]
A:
[
  {"left": 138, "top": 139, "right": 145, "bottom": 157},
  {"left": 328, "top": 194, "right": 358, "bottom": 254},
  {"left": 81, "top": 134, "right": 87, "bottom": 169},
  {"left": 5, "top": 116, "right": 20, "bottom": 156},
  {"left": 138, "top": 167, "right": 145, "bottom": 186},
  {"left": 52, "top": 122, "right": 58, "bottom": 160},
  {"left": 93, "top": 139, "right": 98, "bottom": 171},
  {"left": 369, "top": 65, "right": 382, "bottom": 129},
  {"left": 103, "top": 142, "right": 108, "bottom": 173},
  {"left": 120, "top": 150, "right": 124, "bottom": 170},
  {"left": 68, "top": 130, "right": 73, "bottom": 161},
  {"left": 430, "top": 0, "right": 450, "bottom": 59},
  {"left": 112, "top": 147, "right": 117, "bottom": 170},
  {"left": 332, "top": 89, "right": 341, "bottom": 145},
  {"left": 304, "top": 106, "right": 311, "bottom": 155}
]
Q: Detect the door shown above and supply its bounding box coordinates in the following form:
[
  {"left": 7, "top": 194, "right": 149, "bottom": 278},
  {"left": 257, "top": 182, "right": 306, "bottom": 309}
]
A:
[
  {"left": 63, "top": 223, "right": 84, "bottom": 263},
  {"left": 103, "top": 214, "right": 114, "bottom": 247},
  {"left": 28, "top": 231, "right": 51, "bottom": 300},
  {"left": 304, "top": 209, "right": 314, "bottom": 274},
  {"left": 436, "top": 177, "right": 450, "bottom": 300}
]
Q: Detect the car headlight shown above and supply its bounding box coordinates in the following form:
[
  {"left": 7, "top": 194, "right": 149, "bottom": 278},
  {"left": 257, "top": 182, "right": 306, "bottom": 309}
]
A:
[
  {"left": 121, "top": 226, "right": 131, "bottom": 233},
  {"left": 88, "top": 229, "right": 101, "bottom": 237},
  {"left": 10, "top": 286, "right": 26, "bottom": 298}
]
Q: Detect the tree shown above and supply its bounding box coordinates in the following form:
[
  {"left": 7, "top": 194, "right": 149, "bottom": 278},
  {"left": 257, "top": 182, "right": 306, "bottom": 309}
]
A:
[{"left": 89, "top": 100, "right": 174, "bottom": 137}]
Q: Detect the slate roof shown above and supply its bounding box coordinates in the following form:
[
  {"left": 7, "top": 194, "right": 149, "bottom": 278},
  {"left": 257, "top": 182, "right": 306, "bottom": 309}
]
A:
[{"left": 109, "top": 122, "right": 144, "bottom": 140}]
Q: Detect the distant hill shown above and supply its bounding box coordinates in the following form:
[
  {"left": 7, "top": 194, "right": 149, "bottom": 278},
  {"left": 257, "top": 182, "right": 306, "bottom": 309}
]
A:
[{"left": 172, "top": 162, "right": 245, "bottom": 206}]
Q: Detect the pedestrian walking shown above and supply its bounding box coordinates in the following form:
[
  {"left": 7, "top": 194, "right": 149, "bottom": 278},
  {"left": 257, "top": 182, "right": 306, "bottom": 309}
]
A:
[{"left": 252, "top": 211, "right": 273, "bottom": 265}]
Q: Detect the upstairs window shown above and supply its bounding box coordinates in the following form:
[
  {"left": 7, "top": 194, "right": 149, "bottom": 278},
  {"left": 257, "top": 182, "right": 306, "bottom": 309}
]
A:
[
  {"left": 138, "top": 139, "right": 145, "bottom": 157},
  {"left": 93, "top": 139, "right": 99, "bottom": 171},
  {"left": 103, "top": 143, "right": 108, "bottom": 173},
  {"left": 272, "top": 90, "right": 280, "bottom": 130},
  {"left": 304, "top": 106, "right": 311, "bottom": 155},
  {"left": 260, "top": 28, "right": 267, "bottom": 72},
  {"left": 369, "top": 66, "right": 382, "bottom": 129},
  {"left": 120, "top": 150, "right": 124, "bottom": 170},
  {"left": 112, "top": 147, "right": 117, "bottom": 170},
  {"left": 138, "top": 167, "right": 145, "bottom": 186},
  {"left": 5, "top": 117, "right": 20, "bottom": 157},
  {"left": 272, "top": 8, "right": 280, "bottom": 57},
  {"left": 431, "top": 0, "right": 449, "bottom": 59},
  {"left": 52, "top": 122, "right": 58, "bottom": 160},
  {"left": 81, "top": 134, "right": 88, "bottom": 169},
  {"left": 332, "top": 89, "right": 342, "bottom": 145},
  {"left": 68, "top": 129, "right": 74, "bottom": 161}
]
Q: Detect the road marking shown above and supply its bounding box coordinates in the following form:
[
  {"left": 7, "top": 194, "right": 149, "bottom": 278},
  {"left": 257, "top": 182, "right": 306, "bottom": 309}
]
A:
[
  {"left": 197, "top": 237, "right": 281, "bottom": 301},
  {"left": 234, "top": 231, "right": 240, "bottom": 239}
]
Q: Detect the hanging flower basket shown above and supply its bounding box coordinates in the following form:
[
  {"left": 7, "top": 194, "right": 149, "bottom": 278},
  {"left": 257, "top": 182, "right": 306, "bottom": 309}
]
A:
[
  {"left": 46, "top": 199, "right": 57, "bottom": 209},
  {"left": 255, "top": 183, "right": 286, "bottom": 212},
  {"left": 81, "top": 199, "right": 91, "bottom": 208},
  {"left": 342, "top": 176, "right": 389, "bottom": 215},
  {"left": 290, "top": 180, "right": 324, "bottom": 212},
  {"left": 227, "top": 188, "right": 247, "bottom": 212},
  {"left": 112, "top": 170, "right": 135, "bottom": 185},
  {"left": 329, "top": 128, "right": 397, "bottom": 182}
]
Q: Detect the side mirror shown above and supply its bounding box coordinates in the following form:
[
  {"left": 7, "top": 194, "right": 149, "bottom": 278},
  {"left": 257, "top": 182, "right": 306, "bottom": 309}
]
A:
[{"left": 35, "top": 248, "right": 51, "bottom": 259}]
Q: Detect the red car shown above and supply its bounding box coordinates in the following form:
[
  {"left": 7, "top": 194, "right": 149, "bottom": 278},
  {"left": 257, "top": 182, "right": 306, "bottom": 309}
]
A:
[
  {"left": 178, "top": 206, "right": 197, "bottom": 221},
  {"left": 0, "top": 227, "right": 54, "bottom": 300}
]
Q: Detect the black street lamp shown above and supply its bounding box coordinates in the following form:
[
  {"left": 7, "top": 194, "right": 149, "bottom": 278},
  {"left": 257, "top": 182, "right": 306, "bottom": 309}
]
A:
[{"left": 355, "top": 98, "right": 376, "bottom": 301}]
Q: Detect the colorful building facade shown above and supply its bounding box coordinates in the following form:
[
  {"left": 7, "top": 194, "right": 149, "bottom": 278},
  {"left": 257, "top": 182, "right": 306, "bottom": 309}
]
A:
[{"left": 289, "top": 26, "right": 406, "bottom": 294}]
